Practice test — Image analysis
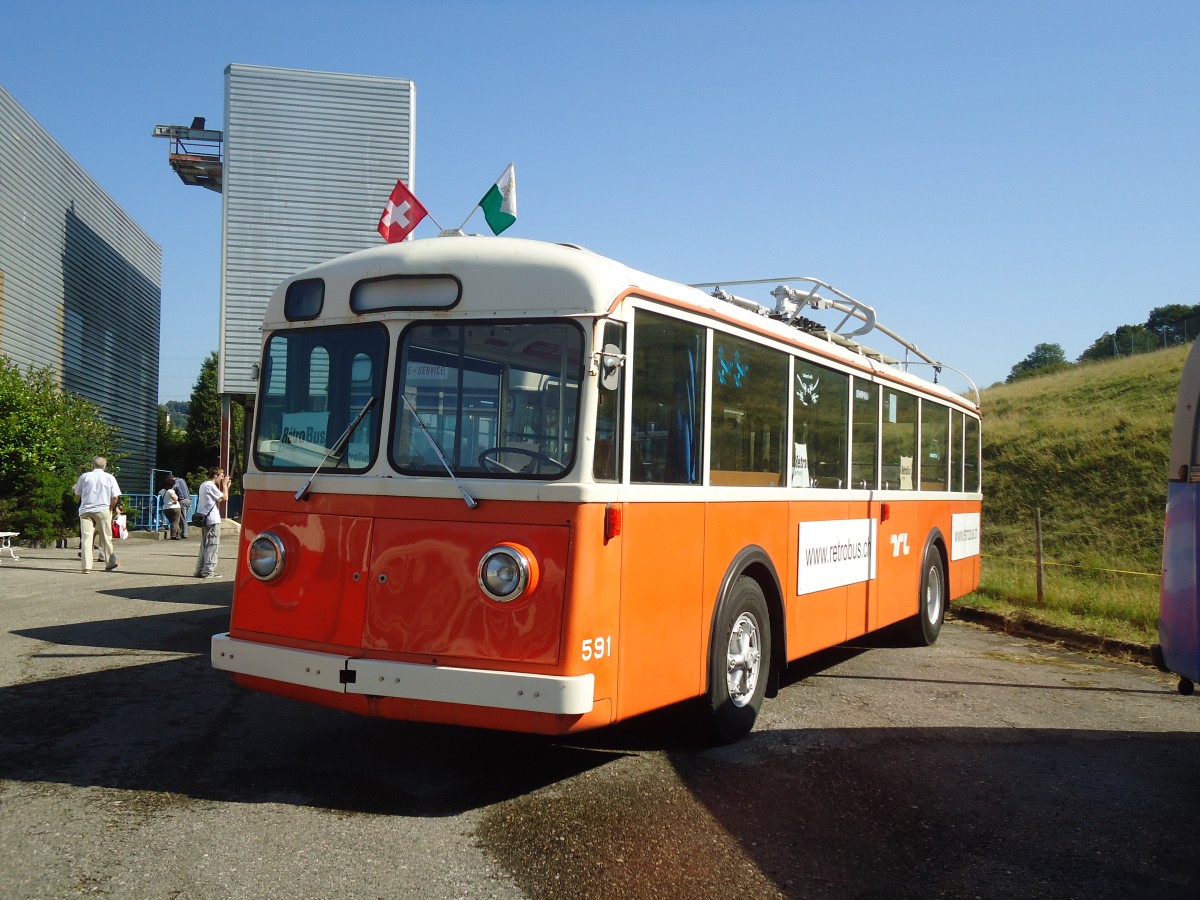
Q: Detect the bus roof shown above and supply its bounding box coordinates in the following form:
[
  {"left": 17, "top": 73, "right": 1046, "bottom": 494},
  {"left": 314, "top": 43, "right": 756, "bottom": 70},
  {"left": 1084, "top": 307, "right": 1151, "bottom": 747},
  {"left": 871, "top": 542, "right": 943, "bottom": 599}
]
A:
[
  {"left": 265, "top": 234, "right": 978, "bottom": 410},
  {"left": 265, "top": 235, "right": 651, "bottom": 323}
]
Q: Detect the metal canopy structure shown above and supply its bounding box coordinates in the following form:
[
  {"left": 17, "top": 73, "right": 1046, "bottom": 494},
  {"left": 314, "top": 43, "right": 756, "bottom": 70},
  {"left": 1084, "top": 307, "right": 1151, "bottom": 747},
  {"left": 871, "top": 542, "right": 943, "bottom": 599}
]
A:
[{"left": 152, "top": 117, "right": 223, "bottom": 192}]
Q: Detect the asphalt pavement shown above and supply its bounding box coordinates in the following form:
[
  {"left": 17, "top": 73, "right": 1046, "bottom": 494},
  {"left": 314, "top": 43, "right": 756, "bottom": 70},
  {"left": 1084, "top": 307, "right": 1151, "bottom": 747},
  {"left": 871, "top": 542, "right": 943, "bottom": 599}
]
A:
[
  {"left": 2, "top": 528, "right": 1198, "bottom": 898},
  {"left": 0, "top": 522, "right": 239, "bottom": 578},
  {"left": 0, "top": 524, "right": 240, "bottom": 693}
]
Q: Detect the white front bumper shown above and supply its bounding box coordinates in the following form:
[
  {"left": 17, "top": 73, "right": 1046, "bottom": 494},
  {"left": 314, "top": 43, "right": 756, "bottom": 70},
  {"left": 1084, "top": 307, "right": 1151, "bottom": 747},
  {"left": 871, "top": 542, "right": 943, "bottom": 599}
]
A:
[{"left": 211, "top": 633, "right": 595, "bottom": 715}]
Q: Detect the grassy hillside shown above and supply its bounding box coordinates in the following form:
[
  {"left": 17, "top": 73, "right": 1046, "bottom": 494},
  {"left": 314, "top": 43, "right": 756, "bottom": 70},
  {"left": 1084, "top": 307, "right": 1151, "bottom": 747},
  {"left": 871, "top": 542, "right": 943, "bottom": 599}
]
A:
[{"left": 970, "top": 344, "right": 1189, "bottom": 642}]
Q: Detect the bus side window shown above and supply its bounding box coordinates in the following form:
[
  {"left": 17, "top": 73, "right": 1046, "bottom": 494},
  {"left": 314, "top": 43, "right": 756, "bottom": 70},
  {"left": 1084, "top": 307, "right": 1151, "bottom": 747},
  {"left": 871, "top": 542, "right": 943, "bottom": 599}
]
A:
[
  {"left": 851, "top": 378, "right": 878, "bottom": 489},
  {"left": 920, "top": 399, "right": 950, "bottom": 491},
  {"left": 951, "top": 410, "right": 965, "bottom": 492},
  {"left": 631, "top": 311, "right": 703, "bottom": 485},
  {"left": 882, "top": 389, "right": 918, "bottom": 490},
  {"left": 593, "top": 322, "right": 625, "bottom": 482},
  {"left": 793, "top": 358, "right": 848, "bottom": 488},
  {"left": 964, "top": 415, "right": 981, "bottom": 492},
  {"left": 709, "top": 334, "right": 787, "bottom": 487}
]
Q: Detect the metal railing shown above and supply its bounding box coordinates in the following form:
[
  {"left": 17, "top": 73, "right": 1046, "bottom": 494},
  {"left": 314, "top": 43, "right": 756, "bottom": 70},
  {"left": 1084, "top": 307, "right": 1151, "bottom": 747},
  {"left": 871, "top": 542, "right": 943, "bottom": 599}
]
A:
[{"left": 121, "top": 493, "right": 164, "bottom": 532}]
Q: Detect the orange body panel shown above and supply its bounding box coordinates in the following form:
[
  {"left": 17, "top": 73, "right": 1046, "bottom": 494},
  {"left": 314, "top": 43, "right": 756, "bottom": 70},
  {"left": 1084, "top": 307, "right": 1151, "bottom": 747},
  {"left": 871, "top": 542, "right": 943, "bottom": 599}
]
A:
[
  {"left": 698, "top": 499, "right": 791, "bottom": 669},
  {"left": 787, "top": 499, "right": 855, "bottom": 656},
  {"left": 227, "top": 488, "right": 979, "bottom": 734},
  {"left": 363, "top": 518, "right": 567, "bottom": 664},
  {"left": 616, "top": 502, "right": 707, "bottom": 720},
  {"left": 231, "top": 507, "right": 373, "bottom": 649},
  {"left": 558, "top": 502, "right": 622, "bottom": 723},
  {"left": 873, "top": 500, "right": 922, "bottom": 629}
]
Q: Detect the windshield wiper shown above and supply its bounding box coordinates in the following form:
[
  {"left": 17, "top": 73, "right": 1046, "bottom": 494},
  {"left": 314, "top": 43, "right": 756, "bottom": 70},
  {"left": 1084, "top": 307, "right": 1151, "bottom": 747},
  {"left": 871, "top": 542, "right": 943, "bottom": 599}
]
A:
[
  {"left": 399, "top": 393, "right": 478, "bottom": 509},
  {"left": 294, "top": 396, "right": 377, "bottom": 501}
]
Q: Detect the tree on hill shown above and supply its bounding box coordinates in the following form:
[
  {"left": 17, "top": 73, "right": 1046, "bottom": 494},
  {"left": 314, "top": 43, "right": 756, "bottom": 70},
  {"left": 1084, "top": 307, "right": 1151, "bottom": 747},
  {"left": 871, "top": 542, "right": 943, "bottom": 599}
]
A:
[
  {"left": 162, "top": 399, "right": 189, "bottom": 431},
  {"left": 1076, "top": 303, "right": 1200, "bottom": 363},
  {"left": 1006, "top": 343, "right": 1071, "bottom": 383},
  {"left": 1078, "top": 324, "right": 1153, "bottom": 362},
  {"left": 1147, "top": 303, "right": 1200, "bottom": 346}
]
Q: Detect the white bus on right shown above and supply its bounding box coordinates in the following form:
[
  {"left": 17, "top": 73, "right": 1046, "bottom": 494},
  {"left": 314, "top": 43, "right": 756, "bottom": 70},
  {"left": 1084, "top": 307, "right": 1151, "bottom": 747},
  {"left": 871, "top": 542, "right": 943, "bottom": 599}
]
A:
[{"left": 1155, "top": 339, "right": 1200, "bottom": 695}]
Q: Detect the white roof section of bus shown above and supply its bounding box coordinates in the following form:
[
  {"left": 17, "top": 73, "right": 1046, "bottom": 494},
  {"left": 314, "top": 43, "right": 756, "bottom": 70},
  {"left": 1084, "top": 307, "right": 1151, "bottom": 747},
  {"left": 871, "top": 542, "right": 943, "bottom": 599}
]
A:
[
  {"left": 264, "top": 236, "right": 650, "bottom": 323},
  {"left": 265, "top": 234, "right": 977, "bottom": 411}
]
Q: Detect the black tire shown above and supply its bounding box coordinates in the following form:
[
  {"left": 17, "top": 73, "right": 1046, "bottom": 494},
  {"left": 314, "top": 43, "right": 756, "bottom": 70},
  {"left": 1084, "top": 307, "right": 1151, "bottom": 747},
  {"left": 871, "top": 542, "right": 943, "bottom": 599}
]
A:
[
  {"left": 1180, "top": 677, "right": 1195, "bottom": 697},
  {"left": 903, "top": 543, "right": 946, "bottom": 646},
  {"left": 1150, "top": 643, "right": 1169, "bottom": 673},
  {"left": 707, "top": 576, "right": 771, "bottom": 743}
]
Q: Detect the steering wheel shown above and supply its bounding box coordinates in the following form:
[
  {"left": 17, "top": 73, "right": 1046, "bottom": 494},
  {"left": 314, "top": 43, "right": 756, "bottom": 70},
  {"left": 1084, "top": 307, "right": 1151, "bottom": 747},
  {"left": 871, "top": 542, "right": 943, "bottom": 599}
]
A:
[{"left": 478, "top": 446, "right": 565, "bottom": 475}]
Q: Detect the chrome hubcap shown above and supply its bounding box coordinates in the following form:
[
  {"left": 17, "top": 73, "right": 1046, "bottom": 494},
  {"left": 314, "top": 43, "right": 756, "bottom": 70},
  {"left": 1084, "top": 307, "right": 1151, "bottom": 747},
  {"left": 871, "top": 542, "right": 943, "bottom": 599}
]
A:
[
  {"left": 926, "top": 563, "right": 944, "bottom": 624},
  {"left": 726, "top": 611, "right": 762, "bottom": 708}
]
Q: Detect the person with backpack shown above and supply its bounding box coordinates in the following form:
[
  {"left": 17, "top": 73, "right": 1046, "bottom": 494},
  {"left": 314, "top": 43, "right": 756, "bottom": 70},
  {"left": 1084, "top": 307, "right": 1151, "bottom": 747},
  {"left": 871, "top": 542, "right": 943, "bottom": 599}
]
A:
[{"left": 193, "top": 466, "right": 231, "bottom": 579}]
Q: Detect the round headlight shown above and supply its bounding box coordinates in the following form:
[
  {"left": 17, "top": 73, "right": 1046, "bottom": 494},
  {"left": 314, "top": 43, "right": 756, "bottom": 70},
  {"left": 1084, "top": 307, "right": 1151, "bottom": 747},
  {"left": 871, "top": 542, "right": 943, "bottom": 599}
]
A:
[
  {"left": 478, "top": 544, "right": 532, "bottom": 602},
  {"left": 247, "top": 532, "right": 286, "bottom": 581}
]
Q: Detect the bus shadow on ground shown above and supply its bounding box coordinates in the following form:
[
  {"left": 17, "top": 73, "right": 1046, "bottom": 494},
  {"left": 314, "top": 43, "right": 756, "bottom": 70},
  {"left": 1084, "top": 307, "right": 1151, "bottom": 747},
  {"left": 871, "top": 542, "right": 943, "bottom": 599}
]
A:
[
  {"left": 479, "top": 724, "right": 1200, "bottom": 899},
  {"left": 0, "top": 608, "right": 626, "bottom": 817},
  {"left": 15, "top": 604, "right": 230, "bottom": 656}
]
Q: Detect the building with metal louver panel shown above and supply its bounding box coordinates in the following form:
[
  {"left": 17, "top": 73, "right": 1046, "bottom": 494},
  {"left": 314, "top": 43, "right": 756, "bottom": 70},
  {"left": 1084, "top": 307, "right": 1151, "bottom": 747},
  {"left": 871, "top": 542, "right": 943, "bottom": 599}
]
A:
[
  {"left": 220, "top": 64, "right": 416, "bottom": 401},
  {"left": 0, "top": 85, "right": 162, "bottom": 488}
]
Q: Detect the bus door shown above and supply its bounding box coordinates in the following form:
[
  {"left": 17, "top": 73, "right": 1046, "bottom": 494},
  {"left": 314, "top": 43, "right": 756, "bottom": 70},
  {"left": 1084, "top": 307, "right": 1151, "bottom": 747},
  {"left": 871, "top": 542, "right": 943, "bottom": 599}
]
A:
[
  {"left": 615, "top": 311, "right": 707, "bottom": 719},
  {"left": 846, "top": 376, "right": 881, "bottom": 637},
  {"left": 866, "top": 386, "right": 922, "bottom": 631},
  {"left": 792, "top": 358, "right": 857, "bottom": 653},
  {"left": 868, "top": 498, "right": 919, "bottom": 633}
]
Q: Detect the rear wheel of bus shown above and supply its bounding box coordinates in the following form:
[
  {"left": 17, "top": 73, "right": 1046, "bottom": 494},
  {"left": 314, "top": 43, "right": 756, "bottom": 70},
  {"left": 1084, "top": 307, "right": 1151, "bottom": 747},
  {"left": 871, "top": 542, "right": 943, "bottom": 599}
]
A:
[{"left": 708, "top": 576, "right": 772, "bottom": 743}]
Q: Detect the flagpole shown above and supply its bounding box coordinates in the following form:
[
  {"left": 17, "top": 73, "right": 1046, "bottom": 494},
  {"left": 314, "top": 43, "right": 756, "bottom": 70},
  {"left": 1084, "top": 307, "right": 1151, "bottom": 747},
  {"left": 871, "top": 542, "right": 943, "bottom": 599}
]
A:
[
  {"left": 457, "top": 162, "right": 515, "bottom": 233},
  {"left": 457, "top": 206, "right": 479, "bottom": 231}
]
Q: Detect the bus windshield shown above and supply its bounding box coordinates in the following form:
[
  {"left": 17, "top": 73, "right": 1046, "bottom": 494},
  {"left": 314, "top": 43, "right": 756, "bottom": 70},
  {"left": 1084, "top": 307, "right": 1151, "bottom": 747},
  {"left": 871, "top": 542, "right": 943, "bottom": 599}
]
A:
[
  {"left": 254, "top": 324, "right": 388, "bottom": 472},
  {"left": 392, "top": 320, "right": 583, "bottom": 479}
]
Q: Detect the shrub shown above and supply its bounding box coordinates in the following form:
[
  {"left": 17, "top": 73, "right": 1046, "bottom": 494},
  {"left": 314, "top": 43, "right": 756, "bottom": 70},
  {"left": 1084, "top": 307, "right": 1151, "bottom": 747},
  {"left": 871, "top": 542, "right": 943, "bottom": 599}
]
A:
[{"left": 0, "top": 356, "right": 120, "bottom": 543}]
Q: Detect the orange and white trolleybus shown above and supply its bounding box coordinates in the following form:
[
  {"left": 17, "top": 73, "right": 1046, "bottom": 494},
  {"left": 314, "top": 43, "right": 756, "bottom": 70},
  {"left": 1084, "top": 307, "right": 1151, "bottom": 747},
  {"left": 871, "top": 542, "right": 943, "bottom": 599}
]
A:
[{"left": 211, "top": 235, "right": 982, "bottom": 741}]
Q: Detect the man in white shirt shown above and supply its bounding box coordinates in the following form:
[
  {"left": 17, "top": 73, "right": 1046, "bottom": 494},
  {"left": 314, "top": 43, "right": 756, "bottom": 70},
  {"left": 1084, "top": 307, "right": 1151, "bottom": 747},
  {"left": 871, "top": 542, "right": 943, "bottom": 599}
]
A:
[{"left": 73, "top": 456, "right": 122, "bottom": 574}]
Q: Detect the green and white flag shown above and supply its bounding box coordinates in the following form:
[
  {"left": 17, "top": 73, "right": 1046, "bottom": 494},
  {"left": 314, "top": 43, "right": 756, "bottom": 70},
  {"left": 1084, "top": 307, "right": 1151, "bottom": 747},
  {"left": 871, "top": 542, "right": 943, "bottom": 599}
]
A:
[{"left": 479, "top": 163, "right": 517, "bottom": 235}]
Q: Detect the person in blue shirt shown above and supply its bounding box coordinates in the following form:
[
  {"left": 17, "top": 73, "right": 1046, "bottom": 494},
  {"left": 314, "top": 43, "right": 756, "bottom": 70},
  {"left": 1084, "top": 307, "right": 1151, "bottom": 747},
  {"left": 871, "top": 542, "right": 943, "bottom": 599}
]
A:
[{"left": 173, "top": 474, "right": 192, "bottom": 538}]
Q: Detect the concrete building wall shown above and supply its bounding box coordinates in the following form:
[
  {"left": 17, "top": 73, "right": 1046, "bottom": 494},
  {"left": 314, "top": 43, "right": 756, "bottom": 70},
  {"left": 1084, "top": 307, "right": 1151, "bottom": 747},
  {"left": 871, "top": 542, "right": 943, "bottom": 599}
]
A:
[
  {"left": 0, "top": 86, "right": 162, "bottom": 490},
  {"left": 221, "top": 64, "right": 415, "bottom": 396}
]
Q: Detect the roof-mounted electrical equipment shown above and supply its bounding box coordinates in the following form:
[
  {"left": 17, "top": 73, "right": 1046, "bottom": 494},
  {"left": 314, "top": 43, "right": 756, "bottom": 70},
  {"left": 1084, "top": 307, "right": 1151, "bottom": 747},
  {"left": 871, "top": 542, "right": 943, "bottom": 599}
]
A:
[{"left": 690, "top": 276, "right": 979, "bottom": 407}]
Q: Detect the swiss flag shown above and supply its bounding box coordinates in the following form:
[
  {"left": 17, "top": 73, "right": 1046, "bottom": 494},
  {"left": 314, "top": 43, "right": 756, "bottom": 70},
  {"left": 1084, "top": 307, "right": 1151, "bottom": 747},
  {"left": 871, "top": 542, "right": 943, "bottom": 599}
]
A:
[{"left": 377, "top": 178, "right": 428, "bottom": 243}]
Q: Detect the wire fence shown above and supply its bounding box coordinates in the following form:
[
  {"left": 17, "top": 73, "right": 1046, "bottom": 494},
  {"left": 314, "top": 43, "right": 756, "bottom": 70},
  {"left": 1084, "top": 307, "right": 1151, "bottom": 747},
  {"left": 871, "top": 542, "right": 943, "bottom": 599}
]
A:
[
  {"left": 983, "top": 507, "right": 1162, "bottom": 610},
  {"left": 982, "top": 553, "right": 1159, "bottom": 579},
  {"left": 1090, "top": 318, "right": 1200, "bottom": 360}
]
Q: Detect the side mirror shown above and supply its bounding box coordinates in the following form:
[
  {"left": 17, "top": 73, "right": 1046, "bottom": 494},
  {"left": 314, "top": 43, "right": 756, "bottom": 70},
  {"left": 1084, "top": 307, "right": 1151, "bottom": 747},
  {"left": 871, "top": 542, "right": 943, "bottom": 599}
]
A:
[{"left": 599, "top": 343, "right": 625, "bottom": 392}]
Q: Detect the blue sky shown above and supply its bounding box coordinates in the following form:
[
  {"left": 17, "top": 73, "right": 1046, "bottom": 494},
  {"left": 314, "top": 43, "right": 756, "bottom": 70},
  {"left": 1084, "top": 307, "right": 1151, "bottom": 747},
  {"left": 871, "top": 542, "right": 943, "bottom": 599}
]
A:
[{"left": 4, "top": 1, "right": 1198, "bottom": 402}]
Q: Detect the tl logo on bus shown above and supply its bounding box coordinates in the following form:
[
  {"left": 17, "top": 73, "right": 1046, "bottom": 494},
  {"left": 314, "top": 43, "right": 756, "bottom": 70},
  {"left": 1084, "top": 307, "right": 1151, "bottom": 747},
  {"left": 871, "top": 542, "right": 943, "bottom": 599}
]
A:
[{"left": 890, "top": 533, "right": 910, "bottom": 557}]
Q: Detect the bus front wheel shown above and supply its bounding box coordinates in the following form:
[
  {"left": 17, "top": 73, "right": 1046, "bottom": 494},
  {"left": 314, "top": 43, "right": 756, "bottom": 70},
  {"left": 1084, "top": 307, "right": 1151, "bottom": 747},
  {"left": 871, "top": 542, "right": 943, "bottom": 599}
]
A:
[
  {"left": 904, "top": 544, "right": 946, "bottom": 646},
  {"left": 707, "top": 576, "right": 771, "bottom": 743}
]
